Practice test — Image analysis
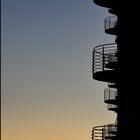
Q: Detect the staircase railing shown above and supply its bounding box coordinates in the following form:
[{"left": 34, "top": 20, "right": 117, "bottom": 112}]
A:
[
  {"left": 104, "top": 16, "right": 117, "bottom": 32},
  {"left": 104, "top": 88, "right": 117, "bottom": 103},
  {"left": 92, "top": 123, "right": 117, "bottom": 140},
  {"left": 103, "top": 123, "right": 117, "bottom": 139},
  {"left": 92, "top": 126, "right": 104, "bottom": 140},
  {"left": 92, "top": 43, "right": 117, "bottom": 74}
]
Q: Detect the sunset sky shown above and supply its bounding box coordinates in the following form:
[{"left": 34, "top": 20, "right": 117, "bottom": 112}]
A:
[{"left": 1, "top": 0, "right": 116, "bottom": 140}]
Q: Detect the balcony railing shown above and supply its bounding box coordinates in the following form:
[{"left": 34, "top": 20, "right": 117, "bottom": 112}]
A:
[
  {"left": 91, "top": 125, "right": 104, "bottom": 140},
  {"left": 103, "top": 123, "right": 117, "bottom": 139},
  {"left": 104, "top": 88, "right": 118, "bottom": 103},
  {"left": 92, "top": 43, "right": 117, "bottom": 74},
  {"left": 104, "top": 16, "right": 117, "bottom": 35},
  {"left": 92, "top": 123, "right": 117, "bottom": 140},
  {"left": 104, "top": 88, "right": 118, "bottom": 112}
]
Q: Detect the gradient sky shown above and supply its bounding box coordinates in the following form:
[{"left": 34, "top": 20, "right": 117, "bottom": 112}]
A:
[{"left": 1, "top": 0, "right": 116, "bottom": 140}]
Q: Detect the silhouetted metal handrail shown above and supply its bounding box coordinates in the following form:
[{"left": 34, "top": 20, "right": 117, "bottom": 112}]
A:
[
  {"left": 103, "top": 123, "right": 117, "bottom": 139},
  {"left": 91, "top": 123, "right": 117, "bottom": 140},
  {"left": 104, "top": 88, "right": 118, "bottom": 112},
  {"left": 104, "top": 16, "right": 117, "bottom": 31},
  {"left": 92, "top": 43, "right": 117, "bottom": 74},
  {"left": 92, "top": 125, "right": 104, "bottom": 140},
  {"left": 104, "top": 88, "right": 117, "bottom": 102}
]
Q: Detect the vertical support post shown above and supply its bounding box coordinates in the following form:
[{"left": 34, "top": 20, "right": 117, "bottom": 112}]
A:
[
  {"left": 91, "top": 128, "right": 94, "bottom": 140},
  {"left": 102, "top": 46, "right": 105, "bottom": 71},
  {"left": 92, "top": 50, "right": 94, "bottom": 74},
  {"left": 102, "top": 127, "right": 104, "bottom": 140}
]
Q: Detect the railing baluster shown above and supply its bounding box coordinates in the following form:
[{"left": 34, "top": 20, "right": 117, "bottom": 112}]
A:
[
  {"left": 102, "top": 46, "right": 105, "bottom": 71},
  {"left": 92, "top": 43, "right": 117, "bottom": 74}
]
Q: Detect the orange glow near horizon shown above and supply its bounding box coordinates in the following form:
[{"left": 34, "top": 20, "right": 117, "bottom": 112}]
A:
[{"left": 1, "top": 0, "right": 116, "bottom": 140}]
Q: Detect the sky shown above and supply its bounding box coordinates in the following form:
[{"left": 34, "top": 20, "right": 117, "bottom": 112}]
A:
[{"left": 1, "top": 0, "right": 116, "bottom": 140}]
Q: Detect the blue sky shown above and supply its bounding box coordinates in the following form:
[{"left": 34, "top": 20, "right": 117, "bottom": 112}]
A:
[{"left": 1, "top": 1, "right": 116, "bottom": 140}]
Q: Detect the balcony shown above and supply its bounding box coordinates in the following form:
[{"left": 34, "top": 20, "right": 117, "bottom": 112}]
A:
[
  {"left": 92, "top": 124, "right": 117, "bottom": 140},
  {"left": 104, "top": 88, "right": 117, "bottom": 104},
  {"left": 104, "top": 88, "right": 118, "bottom": 112},
  {"left": 103, "top": 124, "right": 117, "bottom": 139},
  {"left": 91, "top": 125, "right": 104, "bottom": 140},
  {"left": 104, "top": 16, "right": 117, "bottom": 35},
  {"left": 92, "top": 43, "right": 118, "bottom": 82},
  {"left": 93, "top": 0, "right": 116, "bottom": 8}
]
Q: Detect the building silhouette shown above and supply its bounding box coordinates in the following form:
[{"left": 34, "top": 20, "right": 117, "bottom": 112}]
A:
[{"left": 91, "top": 1, "right": 139, "bottom": 140}]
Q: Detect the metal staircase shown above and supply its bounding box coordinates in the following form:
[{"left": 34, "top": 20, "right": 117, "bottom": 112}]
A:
[
  {"left": 91, "top": 0, "right": 139, "bottom": 139},
  {"left": 92, "top": 124, "right": 117, "bottom": 140},
  {"left": 104, "top": 88, "right": 118, "bottom": 112},
  {"left": 91, "top": 0, "right": 119, "bottom": 139},
  {"left": 92, "top": 43, "right": 117, "bottom": 82}
]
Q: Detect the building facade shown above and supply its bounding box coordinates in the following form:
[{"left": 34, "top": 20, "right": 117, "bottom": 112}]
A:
[{"left": 92, "top": 1, "right": 139, "bottom": 140}]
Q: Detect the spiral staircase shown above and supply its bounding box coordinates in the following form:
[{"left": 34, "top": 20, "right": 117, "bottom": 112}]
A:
[
  {"left": 91, "top": 0, "right": 119, "bottom": 139},
  {"left": 92, "top": 123, "right": 117, "bottom": 140}
]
